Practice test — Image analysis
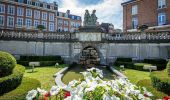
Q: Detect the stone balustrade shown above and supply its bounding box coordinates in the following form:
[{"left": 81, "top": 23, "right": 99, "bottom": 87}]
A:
[
  {"left": 105, "top": 31, "right": 170, "bottom": 43},
  {"left": 0, "top": 29, "right": 77, "bottom": 41}
]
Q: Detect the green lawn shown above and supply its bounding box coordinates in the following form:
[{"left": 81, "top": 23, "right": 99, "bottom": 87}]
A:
[
  {"left": 24, "top": 65, "right": 67, "bottom": 90},
  {"left": 62, "top": 66, "right": 116, "bottom": 85},
  {"left": 113, "top": 66, "right": 168, "bottom": 98}
]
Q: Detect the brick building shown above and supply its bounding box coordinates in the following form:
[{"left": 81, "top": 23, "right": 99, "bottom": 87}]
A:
[
  {"left": 0, "top": 0, "right": 82, "bottom": 32},
  {"left": 56, "top": 10, "right": 82, "bottom": 33},
  {"left": 122, "top": 0, "right": 170, "bottom": 32},
  {"left": 0, "top": 0, "right": 57, "bottom": 32}
]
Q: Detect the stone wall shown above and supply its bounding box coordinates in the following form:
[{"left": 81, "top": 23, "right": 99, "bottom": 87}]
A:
[{"left": 0, "top": 40, "right": 170, "bottom": 65}]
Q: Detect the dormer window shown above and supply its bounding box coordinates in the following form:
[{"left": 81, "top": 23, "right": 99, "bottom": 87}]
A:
[
  {"left": 43, "top": 3, "right": 47, "bottom": 8},
  {"left": 158, "top": 0, "right": 166, "bottom": 9},
  {"left": 35, "top": 2, "right": 40, "bottom": 7},
  {"left": 27, "top": 0, "right": 32, "bottom": 5}
]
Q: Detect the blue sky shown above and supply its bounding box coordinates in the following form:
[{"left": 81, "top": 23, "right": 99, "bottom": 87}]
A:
[{"left": 45, "top": 0, "right": 125, "bottom": 29}]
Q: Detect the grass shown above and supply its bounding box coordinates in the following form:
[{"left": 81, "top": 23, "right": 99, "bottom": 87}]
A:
[
  {"left": 0, "top": 77, "right": 41, "bottom": 100},
  {"left": 24, "top": 65, "right": 68, "bottom": 90},
  {"left": 113, "top": 66, "right": 169, "bottom": 98},
  {"left": 62, "top": 65, "right": 116, "bottom": 85}
]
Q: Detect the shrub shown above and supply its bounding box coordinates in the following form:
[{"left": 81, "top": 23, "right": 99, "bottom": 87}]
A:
[
  {"left": 115, "top": 61, "right": 134, "bottom": 69},
  {"left": 0, "top": 51, "right": 17, "bottom": 77},
  {"left": 137, "top": 79, "right": 167, "bottom": 99},
  {"left": 116, "top": 57, "right": 132, "bottom": 62},
  {"left": 144, "top": 59, "right": 167, "bottom": 70},
  {"left": 0, "top": 65, "right": 25, "bottom": 95},
  {"left": 167, "top": 61, "right": 170, "bottom": 76},
  {"left": 134, "top": 63, "right": 152, "bottom": 71},
  {"left": 0, "top": 77, "right": 41, "bottom": 100},
  {"left": 150, "top": 70, "right": 170, "bottom": 95}
]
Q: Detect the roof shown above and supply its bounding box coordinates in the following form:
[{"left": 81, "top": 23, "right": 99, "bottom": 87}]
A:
[{"left": 121, "top": 0, "right": 137, "bottom": 6}]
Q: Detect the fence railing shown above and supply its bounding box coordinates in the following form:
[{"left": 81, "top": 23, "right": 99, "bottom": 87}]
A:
[
  {"left": 104, "top": 31, "right": 170, "bottom": 42},
  {"left": 0, "top": 29, "right": 77, "bottom": 41}
]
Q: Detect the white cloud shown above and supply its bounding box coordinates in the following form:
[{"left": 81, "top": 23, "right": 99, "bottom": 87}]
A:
[{"left": 58, "top": 0, "right": 123, "bottom": 29}]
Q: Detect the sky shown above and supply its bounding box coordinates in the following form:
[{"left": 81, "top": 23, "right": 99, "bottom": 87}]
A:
[{"left": 45, "top": 0, "right": 127, "bottom": 29}]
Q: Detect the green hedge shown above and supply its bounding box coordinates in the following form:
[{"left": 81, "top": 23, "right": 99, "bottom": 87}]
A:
[
  {"left": 20, "top": 56, "right": 62, "bottom": 61},
  {"left": 114, "top": 61, "right": 134, "bottom": 69},
  {"left": 0, "top": 65, "right": 25, "bottom": 95},
  {"left": 0, "top": 51, "right": 17, "bottom": 77},
  {"left": 150, "top": 70, "right": 170, "bottom": 95},
  {"left": 134, "top": 63, "right": 152, "bottom": 71},
  {"left": 137, "top": 79, "right": 167, "bottom": 99},
  {"left": 0, "top": 77, "right": 41, "bottom": 100},
  {"left": 144, "top": 59, "right": 167, "bottom": 70},
  {"left": 116, "top": 57, "right": 132, "bottom": 62},
  {"left": 17, "top": 61, "right": 64, "bottom": 66},
  {"left": 167, "top": 61, "right": 170, "bottom": 76}
]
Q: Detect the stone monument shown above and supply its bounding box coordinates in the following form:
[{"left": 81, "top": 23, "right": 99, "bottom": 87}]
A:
[{"left": 79, "top": 10, "right": 102, "bottom": 32}]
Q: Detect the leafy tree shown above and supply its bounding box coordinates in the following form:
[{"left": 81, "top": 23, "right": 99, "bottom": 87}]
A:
[{"left": 37, "top": 25, "right": 46, "bottom": 31}]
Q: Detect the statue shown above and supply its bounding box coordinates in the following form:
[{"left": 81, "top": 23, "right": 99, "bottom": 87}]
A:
[
  {"left": 83, "top": 10, "right": 98, "bottom": 26},
  {"left": 91, "top": 10, "right": 97, "bottom": 26}
]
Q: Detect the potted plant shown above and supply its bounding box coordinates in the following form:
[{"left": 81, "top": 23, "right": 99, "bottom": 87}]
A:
[
  {"left": 137, "top": 25, "right": 148, "bottom": 32},
  {"left": 37, "top": 25, "right": 46, "bottom": 32}
]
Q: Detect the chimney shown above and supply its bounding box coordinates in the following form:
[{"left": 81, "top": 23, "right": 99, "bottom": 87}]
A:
[{"left": 66, "top": 10, "right": 70, "bottom": 15}]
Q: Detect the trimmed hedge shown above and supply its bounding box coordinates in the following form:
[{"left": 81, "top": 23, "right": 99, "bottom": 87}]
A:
[
  {"left": 114, "top": 61, "right": 134, "bottom": 69},
  {"left": 20, "top": 56, "right": 62, "bottom": 61},
  {"left": 17, "top": 56, "right": 64, "bottom": 66},
  {"left": 116, "top": 57, "right": 132, "bottom": 62},
  {"left": 0, "top": 65, "right": 25, "bottom": 95},
  {"left": 144, "top": 59, "right": 167, "bottom": 70},
  {"left": 0, "top": 51, "right": 17, "bottom": 77},
  {"left": 0, "top": 77, "right": 41, "bottom": 100},
  {"left": 150, "top": 70, "right": 170, "bottom": 95},
  {"left": 167, "top": 61, "right": 170, "bottom": 76},
  {"left": 137, "top": 79, "right": 167, "bottom": 99},
  {"left": 134, "top": 63, "right": 152, "bottom": 71}
]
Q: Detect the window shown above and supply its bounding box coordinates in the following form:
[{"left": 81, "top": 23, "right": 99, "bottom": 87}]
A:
[
  {"left": 77, "top": 17, "right": 80, "bottom": 20},
  {"left": 49, "top": 13, "right": 54, "bottom": 21},
  {"left": 64, "top": 28, "right": 68, "bottom": 32},
  {"left": 0, "top": 15, "right": 4, "bottom": 26},
  {"left": 27, "top": 0, "right": 32, "bottom": 5},
  {"left": 49, "top": 22, "right": 54, "bottom": 31},
  {"left": 34, "top": 20, "right": 39, "bottom": 28},
  {"left": 132, "top": 17, "right": 138, "bottom": 29},
  {"left": 26, "top": 19, "right": 32, "bottom": 28},
  {"left": 0, "top": 4, "right": 5, "bottom": 13},
  {"left": 17, "top": 18, "right": 23, "bottom": 27},
  {"left": 58, "top": 19, "right": 63, "bottom": 26},
  {"left": 158, "top": 0, "right": 166, "bottom": 9},
  {"left": 42, "top": 12, "right": 47, "bottom": 20},
  {"left": 34, "top": 10, "right": 40, "bottom": 19},
  {"left": 42, "top": 21, "right": 47, "bottom": 29},
  {"left": 59, "top": 12, "right": 63, "bottom": 17},
  {"left": 35, "top": 2, "right": 40, "bottom": 7},
  {"left": 17, "top": 7, "right": 23, "bottom": 16},
  {"left": 18, "top": 0, "right": 23, "bottom": 3},
  {"left": 8, "top": 5, "right": 15, "bottom": 15},
  {"left": 26, "top": 9, "right": 32, "bottom": 18},
  {"left": 7, "top": 16, "right": 14, "bottom": 27},
  {"left": 158, "top": 13, "right": 166, "bottom": 25},
  {"left": 43, "top": 3, "right": 47, "bottom": 8},
  {"left": 64, "top": 21, "right": 68, "bottom": 26},
  {"left": 132, "top": 5, "right": 138, "bottom": 15},
  {"left": 72, "top": 16, "right": 75, "bottom": 19}
]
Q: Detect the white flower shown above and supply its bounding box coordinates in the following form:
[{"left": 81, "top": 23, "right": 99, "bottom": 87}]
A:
[
  {"left": 37, "top": 88, "right": 47, "bottom": 95},
  {"left": 50, "top": 86, "right": 61, "bottom": 95},
  {"left": 138, "top": 94, "right": 145, "bottom": 100},
  {"left": 26, "top": 90, "right": 37, "bottom": 100},
  {"left": 68, "top": 80, "right": 78, "bottom": 87}
]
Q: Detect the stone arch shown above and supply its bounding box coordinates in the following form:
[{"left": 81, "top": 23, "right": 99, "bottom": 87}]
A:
[{"left": 80, "top": 46, "right": 100, "bottom": 65}]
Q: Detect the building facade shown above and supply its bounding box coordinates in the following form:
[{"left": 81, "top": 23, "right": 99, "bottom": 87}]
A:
[
  {"left": 0, "top": 0, "right": 82, "bottom": 32},
  {"left": 56, "top": 10, "right": 82, "bottom": 33},
  {"left": 122, "top": 0, "right": 170, "bottom": 32},
  {"left": 0, "top": 0, "right": 58, "bottom": 32}
]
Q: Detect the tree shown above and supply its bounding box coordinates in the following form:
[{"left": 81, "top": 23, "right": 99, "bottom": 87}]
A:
[
  {"left": 137, "top": 25, "right": 148, "bottom": 32},
  {"left": 37, "top": 25, "right": 46, "bottom": 31}
]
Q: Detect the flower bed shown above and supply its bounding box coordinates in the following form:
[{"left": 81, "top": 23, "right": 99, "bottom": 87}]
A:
[{"left": 26, "top": 68, "right": 153, "bottom": 100}]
